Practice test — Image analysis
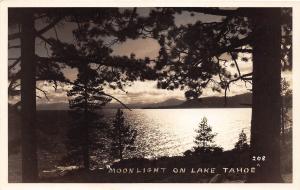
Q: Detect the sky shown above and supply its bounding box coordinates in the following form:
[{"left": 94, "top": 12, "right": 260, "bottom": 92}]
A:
[{"left": 8, "top": 8, "right": 292, "bottom": 106}]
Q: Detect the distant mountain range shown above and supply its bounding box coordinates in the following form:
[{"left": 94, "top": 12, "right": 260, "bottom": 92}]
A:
[
  {"left": 37, "top": 93, "right": 252, "bottom": 110},
  {"left": 37, "top": 103, "right": 70, "bottom": 110},
  {"left": 144, "top": 93, "right": 252, "bottom": 109}
]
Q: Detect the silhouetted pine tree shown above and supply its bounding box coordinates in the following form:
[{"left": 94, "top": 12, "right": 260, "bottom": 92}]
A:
[
  {"left": 280, "top": 78, "right": 292, "bottom": 144},
  {"left": 234, "top": 130, "right": 249, "bottom": 151},
  {"left": 109, "top": 109, "right": 137, "bottom": 160},
  {"left": 8, "top": 7, "right": 292, "bottom": 182},
  {"left": 194, "top": 117, "right": 217, "bottom": 149},
  {"left": 8, "top": 9, "right": 65, "bottom": 182},
  {"left": 8, "top": 8, "right": 160, "bottom": 180},
  {"left": 152, "top": 8, "right": 291, "bottom": 182},
  {"left": 66, "top": 65, "right": 111, "bottom": 170}
]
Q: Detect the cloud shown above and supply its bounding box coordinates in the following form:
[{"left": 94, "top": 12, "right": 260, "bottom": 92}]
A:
[
  {"left": 34, "top": 69, "right": 292, "bottom": 106},
  {"left": 106, "top": 81, "right": 185, "bottom": 104},
  {"left": 175, "top": 11, "right": 224, "bottom": 26},
  {"left": 36, "top": 81, "right": 69, "bottom": 104},
  {"left": 8, "top": 9, "right": 293, "bottom": 108},
  {"left": 111, "top": 38, "right": 160, "bottom": 59}
]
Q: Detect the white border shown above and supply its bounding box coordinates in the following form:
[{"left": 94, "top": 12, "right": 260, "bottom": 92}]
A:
[{"left": 1, "top": 1, "right": 300, "bottom": 190}]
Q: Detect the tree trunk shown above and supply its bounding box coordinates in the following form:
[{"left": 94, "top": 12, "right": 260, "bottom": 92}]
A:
[
  {"left": 119, "top": 147, "right": 123, "bottom": 161},
  {"left": 20, "top": 9, "right": 38, "bottom": 182},
  {"left": 224, "top": 86, "right": 228, "bottom": 107},
  {"left": 119, "top": 128, "right": 123, "bottom": 160},
  {"left": 247, "top": 8, "right": 283, "bottom": 182},
  {"left": 83, "top": 72, "right": 90, "bottom": 170},
  {"left": 82, "top": 124, "right": 90, "bottom": 170},
  {"left": 281, "top": 100, "right": 285, "bottom": 145}
]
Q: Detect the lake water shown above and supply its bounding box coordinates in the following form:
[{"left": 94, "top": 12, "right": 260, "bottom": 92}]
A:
[
  {"left": 8, "top": 108, "right": 253, "bottom": 180},
  {"left": 100, "top": 108, "right": 251, "bottom": 159}
]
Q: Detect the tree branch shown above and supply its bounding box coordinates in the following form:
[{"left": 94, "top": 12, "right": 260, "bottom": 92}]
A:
[
  {"left": 36, "top": 33, "right": 53, "bottom": 46},
  {"left": 229, "top": 51, "right": 241, "bottom": 77},
  {"left": 102, "top": 92, "right": 132, "bottom": 111},
  {"left": 232, "top": 48, "right": 253, "bottom": 53},
  {"left": 8, "top": 57, "right": 21, "bottom": 70},
  {"left": 53, "top": 25, "right": 60, "bottom": 41},
  {"left": 175, "top": 8, "right": 245, "bottom": 17},
  {"left": 217, "top": 35, "right": 253, "bottom": 57},
  {"left": 36, "top": 87, "right": 50, "bottom": 101},
  {"left": 191, "top": 35, "right": 253, "bottom": 68},
  {"left": 228, "top": 72, "right": 253, "bottom": 85},
  {"left": 8, "top": 58, "right": 20, "bottom": 61},
  {"left": 66, "top": 80, "right": 132, "bottom": 111},
  {"left": 8, "top": 45, "right": 21, "bottom": 49},
  {"left": 8, "top": 17, "right": 62, "bottom": 40}
]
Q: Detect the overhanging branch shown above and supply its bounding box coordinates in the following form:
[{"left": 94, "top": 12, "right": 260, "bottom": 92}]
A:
[
  {"left": 232, "top": 48, "right": 253, "bottom": 53},
  {"left": 8, "top": 17, "right": 62, "bottom": 40},
  {"left": 36, "top": 87, "right": 49, "bottom": 101},
  {"left": 66, "top": 80, "right": 132, "bottom": 111},
  {"left": 8, "top": 57, "right": 21, "bottom": 71},
  {"left": 175, "top": 8, "right": 246, "bottom": 17}
]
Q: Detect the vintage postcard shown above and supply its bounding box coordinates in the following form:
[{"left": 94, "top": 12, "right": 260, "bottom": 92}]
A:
[{"left": 1, "top": 0, "right": 300, "bottom": 189}]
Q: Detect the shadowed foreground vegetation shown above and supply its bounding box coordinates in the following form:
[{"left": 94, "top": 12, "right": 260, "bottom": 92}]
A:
[{"left": 8, "top": 110, "right": 292, "bottom": 183}]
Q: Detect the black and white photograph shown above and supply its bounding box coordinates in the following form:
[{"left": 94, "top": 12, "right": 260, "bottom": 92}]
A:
[{"left": 1, "top": 1, "right": 298, "bottom": 187}]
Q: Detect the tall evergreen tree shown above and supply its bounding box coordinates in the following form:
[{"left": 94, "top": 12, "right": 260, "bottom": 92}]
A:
[
  {"left": 149, "top": 8, "right": 291, "bottom": 182},
  {"left": 280, "top": 78, "right": 292, "bottom": 144},
  {"left": 234, "top": 130, "right": 249, "bottom": 151},
  {"left": 8, "top": 7, "right": 292, "bottom": 182},
  {"left": 194, "top": 117, "right": 217, "bottom": 149},
  {"left": 19, "top": 9, "right": 38, "bottom": 182},
  {"left": 67, "top": 64, "right": 111, "bottom": 170},
  {"left": 8, "top": 9, "right": 66, "bottom": 182},
  {"left": 109, "top": 109, "right": 137, "bottom": 160},
  {"left": 8, "top": 8, "right": 160, "bottom": 180},
  {"left": 248, "top": 8, "right": 282, "bottom": 182}
]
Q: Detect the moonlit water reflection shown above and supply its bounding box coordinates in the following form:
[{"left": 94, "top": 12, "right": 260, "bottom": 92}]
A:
[{"left": 102, "top": 108, "right": 251, "bottom": 159}]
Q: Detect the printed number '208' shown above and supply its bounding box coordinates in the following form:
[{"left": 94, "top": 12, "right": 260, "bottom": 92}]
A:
[{"left": 252, "top": 156, "right": 266, "bottom": 161}]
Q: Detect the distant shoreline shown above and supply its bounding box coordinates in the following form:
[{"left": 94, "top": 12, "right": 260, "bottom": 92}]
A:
[
  {"left": 35, "top": 92, "right": 253, "bottom": 110},
  {"left": 142, "top": 106, "right": 251, "bottom": 109},
  {"left": 36, "top": 107, "right": 252, "bottom": 111}
]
